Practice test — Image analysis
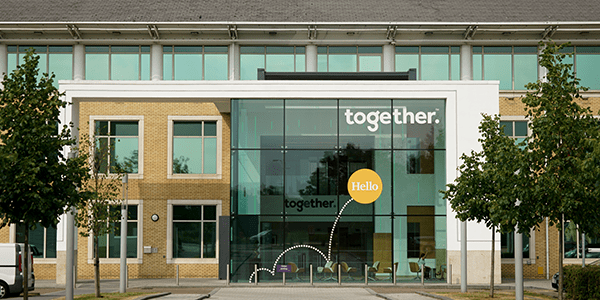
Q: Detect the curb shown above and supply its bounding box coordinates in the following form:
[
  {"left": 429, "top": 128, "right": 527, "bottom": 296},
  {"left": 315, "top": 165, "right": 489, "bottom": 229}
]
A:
[
  {"left": 134, "top": 292, "right": 171, "bottom": 300},
  {"left": 416, "top": 291, "right": 453, "bottom": 300}
]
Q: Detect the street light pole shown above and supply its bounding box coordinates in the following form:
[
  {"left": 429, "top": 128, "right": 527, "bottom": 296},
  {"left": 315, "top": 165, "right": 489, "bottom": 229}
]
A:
[
  {"left": 66, "top": 151, "right": 76, "bottom": 300},
  {"left": 119, "top": 174, "right": 128, "bottom": 293}
]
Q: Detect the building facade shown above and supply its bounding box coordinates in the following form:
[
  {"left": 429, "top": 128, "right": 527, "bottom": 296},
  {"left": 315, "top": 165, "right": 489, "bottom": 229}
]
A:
[{"left": 1, "top": 0, "right": 600, "bottom": 285}]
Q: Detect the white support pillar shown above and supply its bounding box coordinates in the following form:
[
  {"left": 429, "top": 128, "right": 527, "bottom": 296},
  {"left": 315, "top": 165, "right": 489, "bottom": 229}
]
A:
[
  {"left": 0, "top": 44, "right": 7, "bottom": 89},
  {"left": 73, "top": 44, "right": 85, "bottom": 81},
  {"left": 306, "top": 45, "right": 318, "bottom": 72},
  {"left": 383, "top": 44, "right": 395, "bottom": 72},
  {"left": 151, "top": 44, "right": 162, "bottom": 81},
  {"left": 460, "top": 44, "right": 473, "bottom": 81},
  {"left": 229, "top": 43, "right": 240, "bottom": 80}
]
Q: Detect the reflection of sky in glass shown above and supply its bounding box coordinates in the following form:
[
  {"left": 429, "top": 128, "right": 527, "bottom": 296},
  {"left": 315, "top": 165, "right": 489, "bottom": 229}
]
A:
[
  {"left": 266, "top": 54, "right": 295, "bottom": 72},
  {"left": 205, "top": 54, "right": 228, "bottom": 80},
  {"left": 484, "top": 54, "right": 512, "bottom": 90},
  {"left": 173, "top": 138, "right": 202, "bottom": 173},
  {"left": 421, "top": 54, "right": 449, "bottom": 80},
  {"left": 359, "top": 56, "right": 381, "bottom": 71},
  {"left": 49, "top": 53, "right": 73, "bottom": 85},
  {"left": 514, "top": 54, "right": 537, "bottom": 90},
  {"left": 204, "top": 138, "right": 217, "bottom": 174},
  {"left": 328, "top": 55, "right": 357, "bottom": 72},
  {"left": 174, "top": 54, "right": 202, "bottom": 80},
  {"left": 86, "top": 54, "right": 109, "bottom": 80},
  {"left": 395, "top": 54, "right": 418, "bottom": 76},
  {"left": 577, "top": 54, "right": 600, "bottom": 89},
  {"left": 111, "top": 54, "right": 139, "bottom": 80},
  {"left": 112, "top": 137, "right": 138, "bottom": 173},
  {"left": 240, "top": 55, "right": 264, "bottom": 80}
]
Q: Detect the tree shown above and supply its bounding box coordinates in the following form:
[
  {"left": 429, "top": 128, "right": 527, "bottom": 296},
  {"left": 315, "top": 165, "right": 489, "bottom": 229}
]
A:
[
  {"left": 0, "top": 50, "right": 90, "bottom": 300},
  {"left": 443, "top": 114, "right": 527, "bottom": 297},
  {"left": 521, "top": 42, "right": 600, "bottom": 299},
  {"left": 75, "top": 134, "right": 124, "bottom": 297}
]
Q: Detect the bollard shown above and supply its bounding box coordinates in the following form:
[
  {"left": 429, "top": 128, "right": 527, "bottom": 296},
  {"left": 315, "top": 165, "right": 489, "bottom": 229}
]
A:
[
  {"left": 255, "top": 264, "right": 258, "bottom": 285},
  {"left": 448, "top": 264, "right": 452, "bottom": 284},
  {"left": 338, "top": 263, "right": 341, "bottom": 285},
  {"left": 226, "top": 264, "right": 230, "bottom": 286},
  {"left": 126, "top": 265, "right": 129, "bottom": 288},
  {"left": 283, "top": 271, "right": 286, "bottom": 285},
  {"left": 364, "top": 264, "right": 368, "bottom": 285},
  {"left": 310, "top": 264, "right": 313, "bottom": 286},
  {"left": 176, "top": 265, "right": 179, "bottom": 286},
  {"left": 393, "top": 263, "right": 397, "bottom": 285}
]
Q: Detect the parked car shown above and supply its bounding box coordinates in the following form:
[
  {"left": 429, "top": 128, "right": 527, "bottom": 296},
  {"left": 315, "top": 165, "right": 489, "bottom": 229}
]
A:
[
  {"left": 0, "top": 243, "right": 35, "bottom": 298},
  {"left": 552, "top": 258, "right": 600, "bottom": 290}
]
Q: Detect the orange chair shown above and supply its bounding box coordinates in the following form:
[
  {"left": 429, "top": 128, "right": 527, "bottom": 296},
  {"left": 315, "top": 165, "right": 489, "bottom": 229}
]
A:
[
  {"left": 287, "top": 262, "right": 305, "bottom": 280},
  {"left": 341, "top": 261, "right": 357, "bottom": 280}
]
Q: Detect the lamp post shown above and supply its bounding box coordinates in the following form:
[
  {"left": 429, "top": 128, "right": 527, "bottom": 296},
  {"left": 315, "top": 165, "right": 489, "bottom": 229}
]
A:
[
  {"left": 66, "top": 151, "right": 76, "bottom": 300},
  {"left": 119, "top": 173, "right": 128, "bottom": 293}
]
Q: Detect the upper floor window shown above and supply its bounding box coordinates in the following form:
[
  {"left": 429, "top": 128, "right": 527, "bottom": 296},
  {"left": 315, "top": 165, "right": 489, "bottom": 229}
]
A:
[
  {"left": 395, "top": 46, "right": 460, "bottom": 80},
  {"left": 240, "top": 46, "right": 305, "bottom": 80},
  {"left": 167, "top": 116, "right": 222, "bottom": 179},
  {"left": 473, "top": 46, "right": 538, "bottom": 91},
  {"left": 92, "top": 117, "right": 144, "bottom": 176},
  {"left": 500, "top": 120, "right": 528, "bottom": 145},
  {"left": 554, "top": 46, "right": 600, "bottom": 90},
  {"left": 318, "top": 46, "right": 382, "bottom": 72},
  {"left": 85, "top": 46, "right": 150, "bottom": 80},
  {"left": 163, "top": 46, "right": 228, "bottom": 80},
  {"left": 8, "top": 45, "right": 73, "bottom": 87}
]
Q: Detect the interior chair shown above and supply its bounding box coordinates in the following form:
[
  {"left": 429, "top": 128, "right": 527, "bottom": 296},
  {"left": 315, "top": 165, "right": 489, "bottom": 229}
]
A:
[
  {"left": 318, "top": 261, "right": 337, "bottom": 281},
  {"left": 367, "top": 261, "right": 380, "bottom": 281},
  {"left": 287, "top": 262, "right": 305, "bottom": 280},
  {"left": 341, "top": 261, "right": 357, "bottom": 280},
  {"left": 409, "top": 262, "right": 421, "bottom": 280},
  {"left": 383, "top": 262, "right": 399, "bottom": 280}
]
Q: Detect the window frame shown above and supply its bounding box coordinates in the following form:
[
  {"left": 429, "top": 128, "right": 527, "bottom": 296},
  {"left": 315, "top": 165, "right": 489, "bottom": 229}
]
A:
[
  {"left": 167, "top": 116, "right": 222, "bottom": 179},
  {"left": 86, "top": 199, "right": 144, "bottom": 264},
  {"left": 89, "top": 115, "right": 144, "bottom": 179},
  {"left": 166, "top": 199, "right": 222, "bottom": 264}
]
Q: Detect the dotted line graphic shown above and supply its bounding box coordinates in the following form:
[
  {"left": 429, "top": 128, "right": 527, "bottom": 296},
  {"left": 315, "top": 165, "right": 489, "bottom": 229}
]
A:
[
  {"left": 247, "top": 198, "right": 355, "bottom": 283},
  {"left": 327, "top": 198, "right": 354, "bottom": 261}
]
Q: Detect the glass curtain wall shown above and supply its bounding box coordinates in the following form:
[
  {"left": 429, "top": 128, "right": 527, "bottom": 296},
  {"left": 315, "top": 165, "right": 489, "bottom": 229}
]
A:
[{"left": 231, "top": 99, "right": 446, "bottom": 283}]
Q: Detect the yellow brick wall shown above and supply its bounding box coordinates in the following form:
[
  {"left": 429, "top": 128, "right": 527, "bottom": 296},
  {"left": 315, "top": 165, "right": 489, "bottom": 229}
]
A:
[
  {"left": 499, "top": 96, "right": 600, "bottom": 116},
  {"left": 0, "top": 226, "right": 9, "bottom": 243},
  {"left": 75, "top": 101, "right": 230, "bottom": 279}
]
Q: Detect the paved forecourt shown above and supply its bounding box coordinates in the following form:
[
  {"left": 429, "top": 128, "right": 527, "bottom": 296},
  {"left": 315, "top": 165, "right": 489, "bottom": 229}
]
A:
[{"left": 204, "top": 287, "right": 434, "bottom": 300}]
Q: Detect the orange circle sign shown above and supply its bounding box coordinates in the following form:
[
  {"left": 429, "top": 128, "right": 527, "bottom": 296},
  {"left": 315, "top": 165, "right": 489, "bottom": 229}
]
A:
[{"left": 347, "top": 169, "right": 382, "bottom": 204}]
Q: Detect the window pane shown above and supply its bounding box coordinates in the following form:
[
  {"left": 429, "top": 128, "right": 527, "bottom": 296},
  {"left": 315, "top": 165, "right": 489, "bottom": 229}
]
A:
[
  {"left": 174, "top": 46, "right": 202, "bottom": 53},
  {"left": 317, "top": 54, "right": 328, "bottom": 72},
  {"left": 500, "top": 121, "right": 513, "bottom": 136},
  {"left": 141, "top": 53, "right": 150, "bottom": 80},
  {"left": 576, "top": 54, "right": 600, "bottom": 90},
  {"left": 112, "top": 46, "right": 139, "bottom": 53},
  {"left": 296, "top": 54, "right": 306, "bottom": 72},
  {"left": 328, "top": 54, "right": 357, "bottom": 72},
  {"left": 174, "top": 223, "right": 201, "bottom": 258},
  {"left": 174, "top": 54, "right": 202, "bottom": 80},
  {"left": 173, "top": 138, "right": 202, "bottom": 174},
  {"left": 163, "top": 54, "right": 173, "bottom": 80},
  {"left": 514, "top": 121, "right": 528, "bottom": 136},
  {"left": 359, "top": 56, "right": 381, "bottom": 72},
  {"left": 127, "top": 222, "right": 138, "bottom": 258},
  {"left": 110, "top": 137, "right": 138, "bottom": 173},
  {"left": 240, "top": 54, "right": 264, "bottom": 80},
  {"left": 339, "top": 99, "right": 392, "bottom": 149},
  {"left": 266, "top": 54, "right": 295, "bottom": 72},
  {"left": 48, "top": 53, "right": 73, "bottom": 84},
  {"left": 46, "top": 226, "right": 57, "bottom": 258},
  {"left": 451, "top": 54, "right": 460, "bottom": 80},
  {"left": 203, "top": 138, "right": 217, "bottom": 174},
  {"left": 358, "top": 46, "right": 381, "bottom": 54},
  {"left": 98, "top": 231, "right": 108, "bottom": 258},
  {"left": 473, "top": 54, "right": 482, "bottom": 80},
  {"left": 8, "top": 53, "right": 17, "bottom": 74},
  {"left": 421, "top": 54, "right": 449, "bottom": 80},
  {"left": 564, "top": 221, "right": 578, "bottom": 258},
  {"left": 329, "top": 47, "right": 357, "bottom": 54},
  {"left": 484, "top": 54, "right": 512, "bottom": 90},
  {"left": 29, "top": 224, "right": 45, "bottom": 258},
  {"left": 395, "top": 54, "right": 418, "bottom": 77},
  {"left": 204, "top": 206, "right": 217, "bottom": 220},
  {"left": 86, "top": 54, "right": 109, "bottom": 80},
  {"left": 204, "top": 121, "right": 217, "bottom": 136},
  {"left": 111, "top": 54, "right": 139, "bottom": 80},
  {"left": 174, "top": 122, "right": 202, "bottom": 136},
  {"left": 203, "top": 222, "right": 216, "bottom": 258},
  {"left": 204, "top": 54, "right": 228, "bottom": 80},
  {"left": 514, "top": 54, "right": 537, "bottom": 90},
  {"left": 128, "top": 205, "right": 138, "bottom": 220},
  {"left": 111, "top": 121, "right": 138, "bottom": 136},
  {"left": 285, "top": 99, "right": 338, "bottom": 149},
  {"left": 232, "top": 99, "right": 284, "bottom": 149},
  {"left": 174, "top": 205, "right": 202, "bottom": 220}
]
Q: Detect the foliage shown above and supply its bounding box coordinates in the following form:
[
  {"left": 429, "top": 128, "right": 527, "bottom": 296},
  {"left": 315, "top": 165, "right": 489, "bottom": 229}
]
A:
[
  {"left": 0, "top": 50, "right": 91, "bottom": 300},
  {"left": 564, "top": 265, "right": 600, "bottom": 300}
]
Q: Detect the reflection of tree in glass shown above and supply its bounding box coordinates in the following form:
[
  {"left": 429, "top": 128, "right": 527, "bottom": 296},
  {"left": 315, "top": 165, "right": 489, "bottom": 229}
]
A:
[
  {"left": 260, "top": 183, "right": 282, "bottom": 195},
  {"left": 115, "top": 150, "right": 138, "bottom": 173},
  {"left": 299, "top": 143, "right": 372, "bottom": 195},
  {"left": 173, "top": 155, "right": 190, "bottom": 174}
]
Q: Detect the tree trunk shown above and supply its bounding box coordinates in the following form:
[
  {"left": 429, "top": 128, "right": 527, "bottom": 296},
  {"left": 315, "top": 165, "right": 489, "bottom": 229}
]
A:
[
  {"left": 490, "top": 226, "right": 495, "bottom": 298},
  {"left": 558, "top": 218, "right": 564, "bottom": 300},
  {"left": 23, "top": 227, "right": 29, "bottom": 300},
  {"left": 94, "top": 235, "right": 101, "bottom": 298}
]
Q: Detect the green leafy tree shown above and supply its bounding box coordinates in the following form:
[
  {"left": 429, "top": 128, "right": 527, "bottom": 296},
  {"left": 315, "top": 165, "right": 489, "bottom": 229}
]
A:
[
  {"left": 0, "top": 50, "right": 90, "bottom": 300},
  {"left": 521, "top": 42, "right": 600, "bottom": 299},
  {"left": 74, "top": 134, "right": 123, "bottom": 297},
  {"left": 443, "top": 114, "right": 527, "bottom": 297}
]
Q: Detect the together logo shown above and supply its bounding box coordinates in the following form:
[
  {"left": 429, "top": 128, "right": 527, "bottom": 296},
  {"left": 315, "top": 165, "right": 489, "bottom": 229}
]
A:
[{"left": 344, "top": 107, "right": 440, "bottom": 132}]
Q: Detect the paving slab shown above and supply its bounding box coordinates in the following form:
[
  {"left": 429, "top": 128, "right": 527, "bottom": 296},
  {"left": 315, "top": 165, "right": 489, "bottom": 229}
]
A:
[{"left": 209, "top": 287, "right": 381, "bottom": 300}]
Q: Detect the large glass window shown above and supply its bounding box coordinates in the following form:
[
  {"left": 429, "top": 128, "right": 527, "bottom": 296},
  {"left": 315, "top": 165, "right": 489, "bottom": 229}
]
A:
[
  {"left": 15, "top": 223, "right": 57, "bottom": 259},
  {"left": 231, "top": 99, "right": 446, "bottom": 283},
  {"left": 501, "top": 231, "right": 530, "bottom": 259},
  {"left": 564, "top": 221, "right": 600, "bottom": 259},
  {"left": 7, "top": 45, "right": 73, "bottom": 87},
  {"left": 240, "top": 46, "right": 305, "bottom": 80},
  {"left": 85, "top": 46, "right": 150, "bottom": 80},
  {"left": 395, "top": 46, "right": 460, "bottom": 80},
  {"left": 163, "top": 46, "right": 228, "bottom": 80},
  {"left": 172, "top": 205, "right": 218, "bottom": 259},
  {"left": 93, "top": 119, "right": 140, "bottom": 174},
  {"left": 97, "top": 205, "right": 139, "bottom": 258},
  {"left": 472, "top": 46, "right": 538, "bottom": 90},
  {"left": 318, "top": 46, "right": 382, "bottom": 72}
]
